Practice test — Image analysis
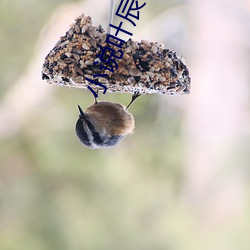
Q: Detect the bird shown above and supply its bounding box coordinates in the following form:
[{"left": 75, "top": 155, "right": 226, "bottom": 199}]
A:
[{"left": 75, "top": 92, "right": 140, "bottom": 149}]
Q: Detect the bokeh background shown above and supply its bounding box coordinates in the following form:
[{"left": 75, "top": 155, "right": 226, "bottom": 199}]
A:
[{"left": 1, "top": 0, "right": 250, "bottom": 249}]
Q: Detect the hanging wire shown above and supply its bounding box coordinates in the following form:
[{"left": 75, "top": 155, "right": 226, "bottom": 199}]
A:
[{"left": 107, "top": 0, "right": 115, "bottom": 34}]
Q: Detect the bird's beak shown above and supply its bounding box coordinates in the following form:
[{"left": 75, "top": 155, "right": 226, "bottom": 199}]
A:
[{"left": 77, "top": 105, "right": 86, "bottom": 119}]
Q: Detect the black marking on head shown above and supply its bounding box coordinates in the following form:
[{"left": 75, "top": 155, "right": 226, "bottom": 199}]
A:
[
  {"left": 75, "top": 106, "right": 103, "bottom": 148},
  {"left": 83, "top": 118, "right": 103, "bottom": 145},
  {"left": 75, "top": 118, "right": 92, "bottom": 148},
  {"left": 92, "top": 132, "right": 103, "bottom": 145}
]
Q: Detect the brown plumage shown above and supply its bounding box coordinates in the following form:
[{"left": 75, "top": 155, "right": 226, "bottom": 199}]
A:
[
  {"left": 75, "top": 101, "right": 135, "bottom": 149},
  {"left": 85, "top": 101, "right": 134, "bottom": 136}
]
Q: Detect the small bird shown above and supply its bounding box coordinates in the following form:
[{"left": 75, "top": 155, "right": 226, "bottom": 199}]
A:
[{"left": 75, "top": 93, "right": 140, "bottom": 149}]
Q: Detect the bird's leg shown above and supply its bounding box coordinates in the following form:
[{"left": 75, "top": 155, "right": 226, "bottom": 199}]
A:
[
  {"left": 126, "top": 91, "right": 141, "bottom": 110},
  {"left": 94, "top": 89, "right": 99, "bottom": 104}
]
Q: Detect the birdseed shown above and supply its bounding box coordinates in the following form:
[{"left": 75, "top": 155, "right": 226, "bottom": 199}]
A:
[{"left": 42, "top": 14, "right": 191, "bottom": 95}]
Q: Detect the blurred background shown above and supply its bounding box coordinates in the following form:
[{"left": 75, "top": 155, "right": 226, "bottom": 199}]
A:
[{"left": 1, "top": 0, "right": 250, "bottom": 249}]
